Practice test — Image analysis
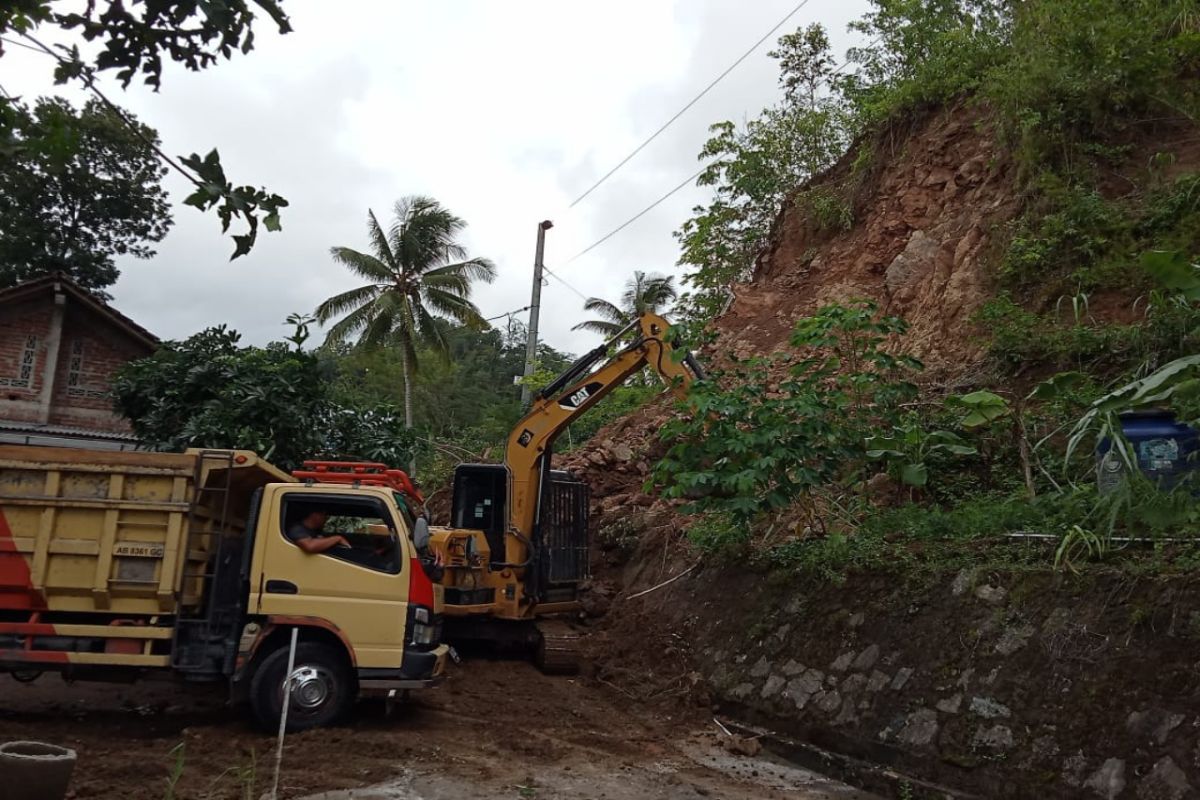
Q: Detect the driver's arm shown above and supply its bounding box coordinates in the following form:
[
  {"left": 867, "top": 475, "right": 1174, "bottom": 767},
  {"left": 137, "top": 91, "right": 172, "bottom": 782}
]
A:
[{"left": 297, "top": 535, "right": 349, "bottom": 554}]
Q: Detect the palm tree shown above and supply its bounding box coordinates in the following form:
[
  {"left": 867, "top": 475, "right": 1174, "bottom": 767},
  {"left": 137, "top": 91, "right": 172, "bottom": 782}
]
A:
[
  {"left": 316, "top": 196, "right": 497, "bottom": 432},
  {"left": 571, "top": 271, "right": 678, "bottom": 337}
]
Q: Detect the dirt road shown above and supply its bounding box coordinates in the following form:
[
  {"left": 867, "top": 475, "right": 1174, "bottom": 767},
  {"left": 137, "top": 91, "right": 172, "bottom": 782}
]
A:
[{"left": 0, "top": 659, "right": 873, "bottom": 800}]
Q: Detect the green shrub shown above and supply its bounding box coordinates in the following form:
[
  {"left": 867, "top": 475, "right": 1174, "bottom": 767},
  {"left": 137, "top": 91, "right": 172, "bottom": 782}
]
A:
[
  {"left": 796, "top": 186, "right": 854, "bottom": 232},
  {"left": 999, "top": 182, "right": 1131, "bottom": 291},
  {"left": 652, "top": 302, "right": 920, "bottom": 523},
  {"left": 686, "top": 513, "right": 748, "bottom": 556},
  {"left": 1142, "top": 174, "right": 1200, "bottom": 252},
  {"left": 976, "top": 293, "right": 1200, "bottom": 378},
  {"left": 767, "top": 530, "right": 905, "bottom": 583},
  {"left": 983, "top": 0, "right": 1199, "bottom": 175}
]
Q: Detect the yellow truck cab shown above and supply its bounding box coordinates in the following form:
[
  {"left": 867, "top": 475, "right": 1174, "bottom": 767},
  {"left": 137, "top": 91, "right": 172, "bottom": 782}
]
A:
[{"left": 0, "top": 446, "right": 449, "bottom": 731}]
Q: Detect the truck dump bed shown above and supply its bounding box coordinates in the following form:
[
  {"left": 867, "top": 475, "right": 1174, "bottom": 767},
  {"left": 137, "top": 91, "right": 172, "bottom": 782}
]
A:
[{"left": 0, "top": 446, "right": 293, "bottom": 616}]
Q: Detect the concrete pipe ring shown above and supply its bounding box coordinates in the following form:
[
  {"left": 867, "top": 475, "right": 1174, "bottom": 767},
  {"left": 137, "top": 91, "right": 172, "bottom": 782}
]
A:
[{"left": 0, "top": 740, "right": 78, "bottom": 800}]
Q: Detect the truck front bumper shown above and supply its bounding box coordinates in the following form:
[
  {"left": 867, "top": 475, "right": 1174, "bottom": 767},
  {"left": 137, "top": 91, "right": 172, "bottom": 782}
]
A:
[{"left": 356, "top": 643, "right": 450, "bottom": 693}]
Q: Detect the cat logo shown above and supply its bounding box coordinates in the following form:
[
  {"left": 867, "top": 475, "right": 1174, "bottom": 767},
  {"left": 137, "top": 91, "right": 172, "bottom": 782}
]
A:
[
  {"left": 517, "top": 429, "right": 535, "bottom": 447},
  {"left": 559, "top": 381, "right": 602, "bottom": 410}
]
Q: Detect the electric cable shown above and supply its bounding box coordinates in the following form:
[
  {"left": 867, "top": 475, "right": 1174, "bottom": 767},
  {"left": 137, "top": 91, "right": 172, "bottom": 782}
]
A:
[{"left": 567, "top": 0, "right": 815, "bottom": 209}]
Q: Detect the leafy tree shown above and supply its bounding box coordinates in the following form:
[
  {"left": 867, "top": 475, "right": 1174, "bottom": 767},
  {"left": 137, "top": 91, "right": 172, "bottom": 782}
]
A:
[
  {"left": 770, "top": 23, "right": 838, "bottom": 109},
  {"left": 571, "top": 270, "right": 678, "bottom": 337},
  {"left": 675, "top": 24, "right": 848, "bottom": 323},
  {"left": 0, "top": 1, "right": 291, "bottom": 258},
  {"left": 329, "top": 318, "right": 573, "bottom": 437},
  {"left": 0, "top": 96, "right": 170, "bottom": 295},
  {"left": 324, "top": 317, "right": 577, "bottom": 487},
  {"left": 838, "top": 0, "right": 1008, "bottom": 124},
  {"left": 316, "top": 196, "right": 497, "bottom": 430},
  {"left": 112, "top": 325, "right": 414, "bottom": 471}
]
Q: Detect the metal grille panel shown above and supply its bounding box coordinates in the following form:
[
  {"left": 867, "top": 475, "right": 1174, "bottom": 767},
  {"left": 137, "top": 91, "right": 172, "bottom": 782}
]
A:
[{"left": 542, "top": 479, "right": 590, "bottom": 584}]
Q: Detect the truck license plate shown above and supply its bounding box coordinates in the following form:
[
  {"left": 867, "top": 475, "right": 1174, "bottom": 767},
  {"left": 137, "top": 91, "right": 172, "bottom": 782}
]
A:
[{"left": 112, "top": 542, "right": 165, "bottom": 558}]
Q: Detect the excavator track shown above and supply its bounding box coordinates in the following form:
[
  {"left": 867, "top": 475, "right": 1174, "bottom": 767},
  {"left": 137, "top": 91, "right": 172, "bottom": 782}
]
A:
[{"left": 534, "top": 619, "right": 581, "bottom": 675}]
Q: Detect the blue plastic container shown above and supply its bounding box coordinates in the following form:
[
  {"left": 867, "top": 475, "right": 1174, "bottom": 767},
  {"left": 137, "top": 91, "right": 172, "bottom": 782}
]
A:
[{"left": 1097, "top": 409, "right": 1200, "bottom": 490}]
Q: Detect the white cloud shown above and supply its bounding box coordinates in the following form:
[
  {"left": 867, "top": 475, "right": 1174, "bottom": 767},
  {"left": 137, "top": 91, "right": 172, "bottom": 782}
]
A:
[{"left": 3, "top": 0, "right": 870, "bottom": 355}]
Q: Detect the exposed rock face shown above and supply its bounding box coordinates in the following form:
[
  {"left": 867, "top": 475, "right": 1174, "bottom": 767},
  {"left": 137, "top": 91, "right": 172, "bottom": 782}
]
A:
[
  {"left": 973, "top": 724, "right": 1014, "bottom": 753},
  {"left": 726, "top": 104, "right": 1020, "bottom": 375},
  {"left": 1126, "top": 708, "right": 1186, "bottom": 747}
]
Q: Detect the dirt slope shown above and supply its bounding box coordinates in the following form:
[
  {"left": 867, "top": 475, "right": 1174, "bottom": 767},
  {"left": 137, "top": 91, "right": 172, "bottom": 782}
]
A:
[
  {"left": 559, "top": 103, "right": 1024, "bottom": 560},
  {"left": 557, "top": 100, "right": 1200, "bottom": 799},
  {"left": 727, "top": 103, "right": 1018, "bottom": 373}
]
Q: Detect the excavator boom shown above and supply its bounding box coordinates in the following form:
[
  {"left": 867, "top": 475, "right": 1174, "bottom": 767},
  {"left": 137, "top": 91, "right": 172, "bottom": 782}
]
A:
[{"left": 502, "top": 312, "right": 702, "bottom": 568}]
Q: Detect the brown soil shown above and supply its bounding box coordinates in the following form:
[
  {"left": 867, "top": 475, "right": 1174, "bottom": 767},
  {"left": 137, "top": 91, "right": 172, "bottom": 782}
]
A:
[{"left": 0, "top": 659, "right": 873, "bottom": 800}]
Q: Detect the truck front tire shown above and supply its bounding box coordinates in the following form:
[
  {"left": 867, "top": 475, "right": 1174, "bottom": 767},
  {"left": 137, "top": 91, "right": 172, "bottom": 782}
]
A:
[{"left": 249, "top": 641, "right": 356, "bottom": 732}]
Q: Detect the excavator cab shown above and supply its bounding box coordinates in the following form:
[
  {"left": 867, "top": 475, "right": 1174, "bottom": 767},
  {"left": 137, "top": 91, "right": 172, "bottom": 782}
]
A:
[
  {"left": 450, "top": 464, "right": 589, "bottom": 605},
  {"left": 450, "top": 464, "right": 507, "bottom": 567}
]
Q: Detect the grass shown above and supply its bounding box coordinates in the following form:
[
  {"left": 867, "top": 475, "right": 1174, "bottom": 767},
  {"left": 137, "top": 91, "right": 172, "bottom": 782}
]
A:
[
  {"left": 161, "top": 742, "right": 260, "bottom": 800},
  {"left": 684, "top": 482, "right": 1200, "bottom": 584},
  {"left": 163, "top": 743, "right": 185, "bottom": 800}
]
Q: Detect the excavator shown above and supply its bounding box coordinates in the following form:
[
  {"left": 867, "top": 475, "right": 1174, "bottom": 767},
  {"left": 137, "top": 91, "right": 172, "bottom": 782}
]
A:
[{"left": 428, "top": 312, "right": 705, "bottom": 670}]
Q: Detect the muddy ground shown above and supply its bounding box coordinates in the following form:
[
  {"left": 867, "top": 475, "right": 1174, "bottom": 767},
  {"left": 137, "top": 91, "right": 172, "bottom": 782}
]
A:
[{"left": 0, "top": 658, "right": 873, "bottom": 800}]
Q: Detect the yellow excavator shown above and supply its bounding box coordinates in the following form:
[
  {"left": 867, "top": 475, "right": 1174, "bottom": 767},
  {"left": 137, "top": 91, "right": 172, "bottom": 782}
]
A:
[{"left": 428, "top": 312, "right": 704, "bottom": 669}]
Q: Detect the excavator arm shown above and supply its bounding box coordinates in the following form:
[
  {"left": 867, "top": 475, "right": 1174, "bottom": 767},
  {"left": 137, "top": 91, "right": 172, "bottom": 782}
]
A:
[{"left": 501, "top": 312, "right": 704, "bottom": 568}]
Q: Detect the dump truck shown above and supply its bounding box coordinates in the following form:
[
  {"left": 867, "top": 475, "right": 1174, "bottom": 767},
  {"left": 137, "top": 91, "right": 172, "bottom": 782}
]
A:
[
  {"left": 0, "top": 446, "right": 449, "bottom": 731},
  {"left": 430, "top": 312, "right": 704, "bottom": 669}
]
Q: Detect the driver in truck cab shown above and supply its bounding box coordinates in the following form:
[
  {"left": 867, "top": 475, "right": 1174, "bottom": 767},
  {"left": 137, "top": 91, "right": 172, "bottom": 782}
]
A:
[{"left": 287, "top": 510, "right": 350, "bottom": 553}]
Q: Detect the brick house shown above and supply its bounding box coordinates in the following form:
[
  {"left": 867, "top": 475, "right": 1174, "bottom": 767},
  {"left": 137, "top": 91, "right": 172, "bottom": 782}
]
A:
[{"left": 0, "top": 274, "right": 158, "bottom": 450}]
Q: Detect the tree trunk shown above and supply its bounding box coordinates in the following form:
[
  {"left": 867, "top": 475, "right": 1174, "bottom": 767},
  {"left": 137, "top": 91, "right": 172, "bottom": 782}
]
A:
[
  {"left": 1016, "top": 405, "right": 1036, "bottom": 500},
  {"left": 400, "top": 345, "right": 416, "bottom": 474}
]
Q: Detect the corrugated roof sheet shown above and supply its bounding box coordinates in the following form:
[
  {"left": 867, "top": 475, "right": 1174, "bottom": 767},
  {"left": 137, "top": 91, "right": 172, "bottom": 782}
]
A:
[{"left": 0, "top": 420, "right": 139, "bottom": 441}]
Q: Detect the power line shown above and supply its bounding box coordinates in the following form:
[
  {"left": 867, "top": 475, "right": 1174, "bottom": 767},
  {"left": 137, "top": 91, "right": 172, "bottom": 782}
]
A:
[
  {"left": 485, "top": 305, "right": 531, "bottom": 322},
  {"left": 5, "top": 32, "right": 205, "bottom": 192},
  {"left": 567, "top": 0, "right": 814, "bottom": 210},
  {"left": 561, "top": 38, "right": 879, "bottom": 266},
  {"left": 542, "top": 264, "right": 590, "bottom": 301},
  {"left": 566, "top": 165, "right": 706, "bottom": 265},
  {"left": 0, "top": 36, "right": 47, "bottom": 55}
]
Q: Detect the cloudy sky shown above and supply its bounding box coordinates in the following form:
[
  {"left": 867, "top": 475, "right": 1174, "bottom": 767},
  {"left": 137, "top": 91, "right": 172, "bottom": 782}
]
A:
[{"left": 5, "top": 0, "right": 869, "bottom": 357}]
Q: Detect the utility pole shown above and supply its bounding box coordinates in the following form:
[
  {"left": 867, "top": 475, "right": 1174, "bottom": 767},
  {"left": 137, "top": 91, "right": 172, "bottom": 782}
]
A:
[{"left": 520, "top": 220, "right": 553, "bottom": 408}]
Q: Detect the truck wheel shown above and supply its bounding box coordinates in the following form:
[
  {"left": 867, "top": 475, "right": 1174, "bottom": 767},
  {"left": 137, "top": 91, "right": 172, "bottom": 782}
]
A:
[{"left": 249, "top": 642, "right": 355, "bottom": 732}]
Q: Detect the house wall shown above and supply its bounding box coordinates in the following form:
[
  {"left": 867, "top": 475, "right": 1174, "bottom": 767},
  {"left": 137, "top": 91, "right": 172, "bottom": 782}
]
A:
[
  {"left": 0, "top": 293, "right": 153, "bottom": 434},
  {"left": 0, "top": 298, "right": 54, "bottom": 424}
]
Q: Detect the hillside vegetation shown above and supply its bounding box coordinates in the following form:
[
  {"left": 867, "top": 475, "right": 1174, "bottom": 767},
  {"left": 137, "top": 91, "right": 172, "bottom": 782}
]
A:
[{"left": 578, "top": 0, "right": 1200, "bottom": 581}]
